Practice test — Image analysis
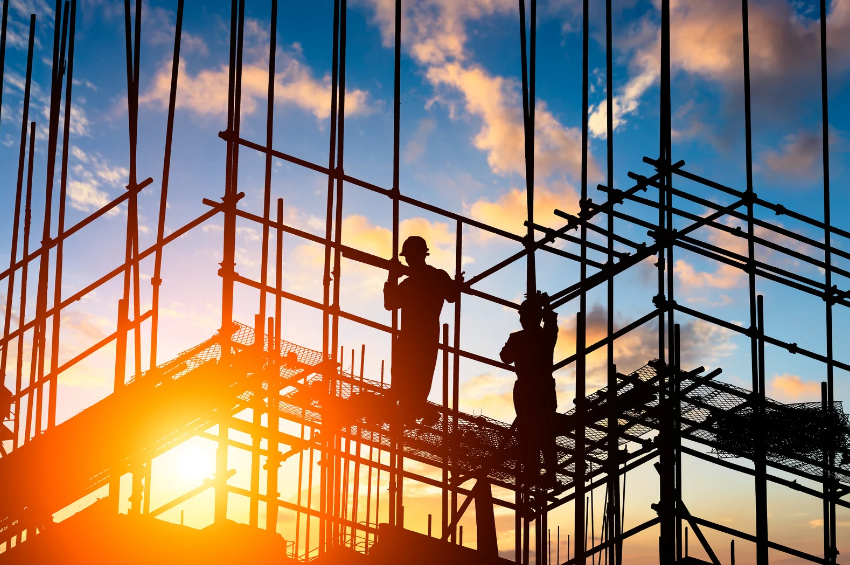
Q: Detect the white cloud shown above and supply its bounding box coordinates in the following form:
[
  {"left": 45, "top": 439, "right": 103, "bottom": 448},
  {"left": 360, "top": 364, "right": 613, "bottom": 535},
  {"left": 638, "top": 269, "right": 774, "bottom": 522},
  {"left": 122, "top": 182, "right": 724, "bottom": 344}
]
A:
[{"left": 66, "top": 149, "right": 129, "bottom": 213}]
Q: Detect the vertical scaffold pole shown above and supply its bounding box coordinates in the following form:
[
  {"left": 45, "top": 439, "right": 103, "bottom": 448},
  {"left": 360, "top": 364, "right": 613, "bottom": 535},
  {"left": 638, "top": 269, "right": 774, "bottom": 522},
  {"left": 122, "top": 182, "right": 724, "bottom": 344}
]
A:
[
  {"left": 452, "top": 219, "right": 462, "bottom": 544},
  {"left": 389, "top": 0, "right": 402, "bottom": 530},
  {"left": 575, "top": 0, "right": 590, "bottom": 562},
  {"left": 217, "top": 0, "right": 246, "bottom": 524},
  {"left": 47, "top": 0, "right": 76, "bottom": 431},
  {"left": 33, "top": 0, "right": 68, "bottom": 442},
  {"left": 740, "top": 2, "right": 767, "bottom": 563},
  {"left": 756, "top": 294, "right": 768, "bottom": 565},
  {"left": 442, "top": 323, "right": 450, "bottom": 539},
  {"left": 13, "top": 120, "right": 35, "bottom": 453},
  {"left": 604, "top": 0, "right": 621, "bottom": 562},
  {"left": 150, "top": 0, "right": 184, "bottom": 370},
  {"left": 258, "top": 0, "right": 278, "bottom": 327},
  {"left": 328, "top": 0, "right": 349, "bottom": 546},
  {"left": 817, "top": 0, "right": 837, "bottom": 559},
  {"left": 4, "top": 15, "right": 34, "bottom": 449},
  {"left": 658, "top": 0, "right": 674, "bottom": 563},
  {"left": 319, "top": 0, "right": 342, "bottom": 552}
]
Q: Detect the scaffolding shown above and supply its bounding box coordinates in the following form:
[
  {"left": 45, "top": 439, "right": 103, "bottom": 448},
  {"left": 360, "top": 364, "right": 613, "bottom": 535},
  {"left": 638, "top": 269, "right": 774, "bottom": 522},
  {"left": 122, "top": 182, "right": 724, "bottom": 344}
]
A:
[{"left": 0, "top": 0, "right": 847, "bottom": 564}]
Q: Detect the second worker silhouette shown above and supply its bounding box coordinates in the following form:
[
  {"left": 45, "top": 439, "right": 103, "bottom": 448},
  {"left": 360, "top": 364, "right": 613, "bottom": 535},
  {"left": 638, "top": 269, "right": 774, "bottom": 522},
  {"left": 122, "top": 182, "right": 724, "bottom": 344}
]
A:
[
  {"left": 384, "top": 236, "right": 459, "bottom": 425},
  {"left": 500, "top": 291, "right": 559, "bottom": 490}
]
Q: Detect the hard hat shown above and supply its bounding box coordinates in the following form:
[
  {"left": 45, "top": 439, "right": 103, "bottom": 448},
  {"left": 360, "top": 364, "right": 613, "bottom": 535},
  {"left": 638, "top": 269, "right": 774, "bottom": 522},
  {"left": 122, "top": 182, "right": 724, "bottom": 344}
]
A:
[
  {"left": 519, "top": 291, "right": 549, "bottom": 315},
  {"left": 400, "top": 236, "right": 429, "bottom": 257}
]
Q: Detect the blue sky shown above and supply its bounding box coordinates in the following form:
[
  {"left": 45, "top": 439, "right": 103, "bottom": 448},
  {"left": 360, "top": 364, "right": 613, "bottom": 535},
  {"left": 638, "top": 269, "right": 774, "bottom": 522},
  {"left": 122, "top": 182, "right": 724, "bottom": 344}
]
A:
[{"left": 0, "top": 0, "right": 849, "bottom": 560}]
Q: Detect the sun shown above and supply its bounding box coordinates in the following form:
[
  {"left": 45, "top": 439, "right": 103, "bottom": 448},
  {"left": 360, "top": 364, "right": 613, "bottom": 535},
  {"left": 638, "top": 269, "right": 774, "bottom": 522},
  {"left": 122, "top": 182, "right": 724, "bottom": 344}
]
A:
[{"left": 175, "top": 443, "right": 215, "bottom": 481}]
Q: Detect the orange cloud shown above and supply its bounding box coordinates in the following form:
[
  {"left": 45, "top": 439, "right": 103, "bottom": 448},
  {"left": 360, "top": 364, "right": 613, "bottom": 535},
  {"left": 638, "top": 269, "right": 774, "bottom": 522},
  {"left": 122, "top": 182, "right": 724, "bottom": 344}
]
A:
[
  {"left": 761, "top": 129, "right": 836, "bottom": 180},
  {"left": 141, "top": 49, "right": 370, "bottom": 120},
  {"left": 556, "top": 305, "right": 736, "bottom": 395},
  {"left": 468, "top": 181, "right": 581, "bottom": 239},
  {"left": 362, "top": 0, "right": 514, "bottom": 66},
  {"left": 670, "top": 214, "right": 814, "bottom": 299},
  {"left": 291, "top": 214, "right": 471, "bottom": 297},
  {"left": 459, "top": 372, "right": 515, "bottom": 421},
  {"left": 591, "top": 0, "right": 850, "bottom": 138},
  {"left": 770, "top": 373, "right": 821, "bottom": 400},
  {"left": 361, "top": 0, "right": 595, "bottom": 186}
]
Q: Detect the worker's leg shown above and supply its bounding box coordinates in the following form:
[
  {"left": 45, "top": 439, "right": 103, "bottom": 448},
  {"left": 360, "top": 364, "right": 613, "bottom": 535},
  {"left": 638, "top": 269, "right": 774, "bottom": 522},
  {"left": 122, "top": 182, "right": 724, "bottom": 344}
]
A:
[
  {"left": 515, "top": 382, "right": 544, "bottom": 487},
  {"left": 397, "top": 341, "right": 439, "bottom": 424},
  {"left": 542, "top": 378, "right": 559, "bottom": 487}
]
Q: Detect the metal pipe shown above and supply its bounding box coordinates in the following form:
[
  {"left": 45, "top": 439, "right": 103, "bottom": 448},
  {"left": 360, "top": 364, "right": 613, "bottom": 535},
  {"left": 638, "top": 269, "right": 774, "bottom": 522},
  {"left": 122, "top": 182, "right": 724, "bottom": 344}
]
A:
[
  {"left": 388, "top": 0, "right": 402, "bottom": 529},
  {"left": 47, "top": 0, "right": 77, "bottom": 430},
  {"left": 3, "top": 16, "right": 35, "bottom": 442},
  {"left": 817, "top": 0, "right": 837, "bottom": 559},
  {"left": 215, "top": 0, "right": 245, "bottom": 525},
  {"left": 32, "top": 0, "right": 69, "bottom": 439},
  {"left": 13, "top": 121, "right": 35, "bottom": 451},
  {"left": 150, "top": 0, "right": 184, "bottom": 368},
  {"left": 442, "top": 323, "right": 449, "bottom": 540},
  {"left": 319, "top": 0, "right": 342, "bottom": 548},
  {"left": 257, "top": 0, "right": 278, "bottom": 327}
]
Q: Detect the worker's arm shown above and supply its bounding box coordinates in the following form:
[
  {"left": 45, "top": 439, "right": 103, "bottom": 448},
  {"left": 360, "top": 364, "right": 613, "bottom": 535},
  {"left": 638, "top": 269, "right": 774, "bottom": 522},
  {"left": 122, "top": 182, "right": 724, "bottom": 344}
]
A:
[
  {"left": 543, "top": 308, "right": 558, "bottom": 346},
  {"left": 443, "top": 270, "right": 461, "bottom": 304},
  {"left": 384, "top": 259, "right": 408, "bottom": 311},
  {"left": 383, "top": 279, "right": 400, "bottom": 311},
  {"left": 499, "top": 334, "right": 516, "bottom": 365}
]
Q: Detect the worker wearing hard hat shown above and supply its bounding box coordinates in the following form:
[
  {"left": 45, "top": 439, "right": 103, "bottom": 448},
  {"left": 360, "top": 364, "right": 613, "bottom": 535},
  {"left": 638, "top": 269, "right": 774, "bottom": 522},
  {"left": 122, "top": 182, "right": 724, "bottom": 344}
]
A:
[
  {"left": 500, "top": 291, "right": 559, "bottom": 489},
  {"left": 384, "top": 236, "right": 460, "bottom": 424}
]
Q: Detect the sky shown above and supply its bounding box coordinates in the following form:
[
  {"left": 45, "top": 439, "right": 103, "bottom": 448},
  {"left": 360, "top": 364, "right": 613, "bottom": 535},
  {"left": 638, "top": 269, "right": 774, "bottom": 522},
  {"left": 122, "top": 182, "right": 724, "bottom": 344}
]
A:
[{"left": 0, "top": 0, "right": 849, "bottom": 562}]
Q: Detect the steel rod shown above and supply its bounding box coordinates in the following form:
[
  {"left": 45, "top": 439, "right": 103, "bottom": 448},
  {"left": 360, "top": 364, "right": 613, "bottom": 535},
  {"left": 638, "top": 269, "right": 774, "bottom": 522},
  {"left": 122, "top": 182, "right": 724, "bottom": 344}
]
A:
[
  {"left": 12, "top": 121, "right": 35, "bottom": 451},
  {"left": 149, "top": 0, "right": 184, "bottom": 369},
  {"left": 47, "top": 0, "right": 77, "bottom": 430},
  {"left": 0, "top": 15, "right": 35, "bottom": 405}
]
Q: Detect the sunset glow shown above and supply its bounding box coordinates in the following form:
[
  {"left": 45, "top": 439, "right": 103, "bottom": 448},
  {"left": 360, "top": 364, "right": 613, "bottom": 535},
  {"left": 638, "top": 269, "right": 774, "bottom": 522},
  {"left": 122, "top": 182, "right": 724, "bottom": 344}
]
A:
[{"left": 0, "top": 0, "right": 848, "bottom": 563}]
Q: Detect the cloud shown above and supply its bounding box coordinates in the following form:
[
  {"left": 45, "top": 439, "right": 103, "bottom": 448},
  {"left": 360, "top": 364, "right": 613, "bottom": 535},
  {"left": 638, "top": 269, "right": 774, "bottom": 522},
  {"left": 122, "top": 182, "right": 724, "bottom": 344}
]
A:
[
  {"left": 143, "top": 5, "right": 208, "bottom": 55},
  {"left": 341, "top": 214, "right": 471, "bottom": 273},
  {"left": 67, "top": 179, "right": 112, "bottom": 212},
  {"left": 671, "top": 214, "right": 813, "bottom": 300},
  {"left": 73, "top": 79, "right": 98, "bottom": 92},
  {"left": 359, "top": 0, "right": 515, "bottom": 65},
  {"left": 770, "top": 373, "right": 821, "bottom": 400},
  {"left": 404, "top": 118, "right": 436, "bottom": 163},
  {"left": 468, "top": 180, "right": 580, "bottom": 239},
  {"left": 289, "top": 213, "right": 472, "bottom": 297},
  {"left": 557, "top": 304, "right": 736, "bottom": 392},
  {"left": 67, "top": 148, "right": 129, "bottom": 213},
  {"left": 359, "top": 0, "right": 596, "bottom": 191},
  {"left": 809, "top": 518, "right": 850, "bottom": 528},
  {"left": 760, "top": 128, "right": 841, "bottom": 180},
  {"left": 5, "top": 16, "right": 42, "bottom": 51},
  {"left": 462, "top": 304, "right": 738, "bottom": 418},
  {"left": 427, "top": 62, "right": 593, "bottom": 181},
  {"left": 589, "top": 0, "right": 850, "bottom": 138},
  {"left": 2, "top": 308, "right": 115, "bottom": 389},
  {"left": 460, "top": 372, "right": 515, "bottom": 421},
  {"left": 674, "top": 259, "right": 746, "bottom": 291},
  {"left": 140, "top": 45, "right": 371, "bottom": 120},
  {"left": 10, "top": 0, "right": 53, "bottom": 21}
]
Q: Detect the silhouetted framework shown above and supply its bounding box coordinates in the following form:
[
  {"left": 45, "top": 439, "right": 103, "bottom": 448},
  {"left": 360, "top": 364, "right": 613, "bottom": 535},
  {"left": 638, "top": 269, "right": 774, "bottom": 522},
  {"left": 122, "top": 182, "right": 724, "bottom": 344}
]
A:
[{"left": 0, "top": 1, "right": 847, "bottom": 565}]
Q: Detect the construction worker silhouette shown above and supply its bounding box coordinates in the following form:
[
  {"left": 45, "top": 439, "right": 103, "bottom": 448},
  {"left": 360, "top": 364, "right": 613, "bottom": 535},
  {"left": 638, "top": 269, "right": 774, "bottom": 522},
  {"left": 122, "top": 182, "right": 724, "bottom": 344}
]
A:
[
  {"left": 384, "top": 236, "right": 459, "bottom": 423},
  {"left": 500, "top": 291, "right": 559, "bottom": 489}
]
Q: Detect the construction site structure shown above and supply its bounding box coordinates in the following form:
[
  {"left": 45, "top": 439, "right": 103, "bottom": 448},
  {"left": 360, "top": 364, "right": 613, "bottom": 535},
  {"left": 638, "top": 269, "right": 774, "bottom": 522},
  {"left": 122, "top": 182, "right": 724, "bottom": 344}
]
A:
[{"left": 0, "top": 0, "right": 847, "bottom": 564}]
